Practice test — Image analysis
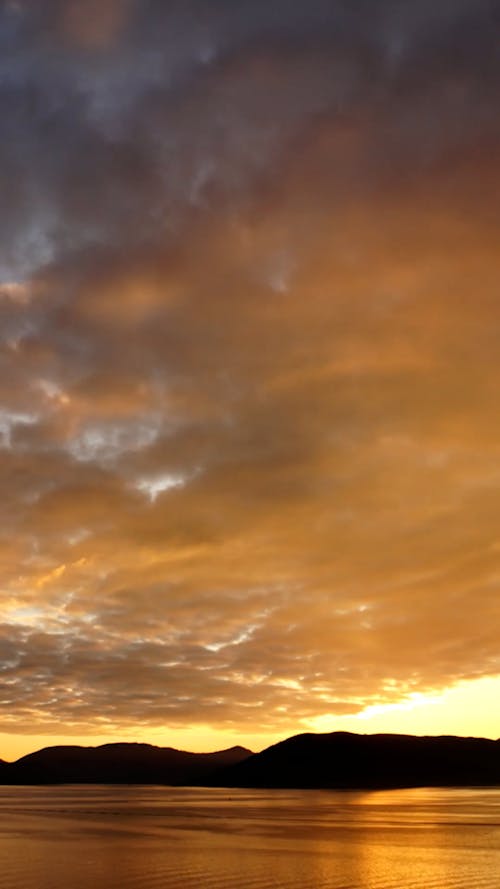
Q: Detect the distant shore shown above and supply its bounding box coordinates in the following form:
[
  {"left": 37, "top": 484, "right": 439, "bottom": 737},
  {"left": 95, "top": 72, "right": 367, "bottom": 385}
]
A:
[{"left": 2, "top": 731, "right": 500, "bottom": 789}]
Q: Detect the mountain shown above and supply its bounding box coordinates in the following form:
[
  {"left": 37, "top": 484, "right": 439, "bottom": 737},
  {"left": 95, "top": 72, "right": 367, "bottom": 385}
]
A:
[
  {"left": 4, "top": 732, "right": 500, "bottom": 788},
  {"left": 210, "top": 731, "right": 500, "bottom": 789},
  {"left": 1, "top": 743, "right": 252, "bottom": 785}
]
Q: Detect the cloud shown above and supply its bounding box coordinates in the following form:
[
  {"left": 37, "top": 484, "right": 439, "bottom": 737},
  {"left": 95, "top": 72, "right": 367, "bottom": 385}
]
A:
[
  {"left": 0, "top": 0, "right": 499, "bottom": 738},
  {"left": 59, "top": 0, "right": 132, "bottom": 50}
]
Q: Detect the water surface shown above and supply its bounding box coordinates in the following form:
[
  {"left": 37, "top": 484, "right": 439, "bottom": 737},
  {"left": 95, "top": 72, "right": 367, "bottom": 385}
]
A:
[{"left": 0, "top": 785, "right": 499, "bottom": 888}]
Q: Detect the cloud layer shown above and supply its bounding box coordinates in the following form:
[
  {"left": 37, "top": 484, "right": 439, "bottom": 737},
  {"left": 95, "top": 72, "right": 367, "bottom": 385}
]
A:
[{"left": 0, "top": 0, "right": 499, "bottom": 737}]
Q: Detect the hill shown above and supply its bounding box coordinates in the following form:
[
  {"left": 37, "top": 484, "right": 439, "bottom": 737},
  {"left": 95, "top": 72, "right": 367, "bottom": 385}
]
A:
[
  {"left": 4, "top": 732, "right": 500, "bottom": 788},
  {"left": 1, "top": 742, "right": 252, "bottom": 785},
  {"left": 210, "top": 731, "right": 500, "bottom": 789}
]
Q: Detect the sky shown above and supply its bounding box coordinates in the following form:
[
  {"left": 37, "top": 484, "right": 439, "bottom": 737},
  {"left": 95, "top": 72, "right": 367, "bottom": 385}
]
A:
[{"left": 0, "top": 0, "right": 499, "bottom": 762}]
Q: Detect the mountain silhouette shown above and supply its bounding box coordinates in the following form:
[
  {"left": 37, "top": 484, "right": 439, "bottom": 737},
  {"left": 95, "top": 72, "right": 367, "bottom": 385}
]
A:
[
  {"left": 3, "top": 732, "right": 500, "bottom": 787},
  {"left": 210, "top": 731, "right": 500, "bottom": 789},
  {"left": 1, "top": 742, "right": 251, "bottom": 785}
]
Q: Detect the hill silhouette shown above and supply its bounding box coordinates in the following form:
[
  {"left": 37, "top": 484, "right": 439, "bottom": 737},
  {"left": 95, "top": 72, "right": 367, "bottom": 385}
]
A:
[
  {"left": 3, "top": 732, "right": 500, "bottom": 788},
  {"left": 0, "top": 742, "right": 251, "bottom": 785},
  {"left": 211, "top": 731, "right": 500, "bottom": 789}
]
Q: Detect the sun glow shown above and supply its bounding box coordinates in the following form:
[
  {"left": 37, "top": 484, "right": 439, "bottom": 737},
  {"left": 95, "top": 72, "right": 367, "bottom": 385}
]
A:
[{"left": 307, "top": 677, "right": 500, "bottom": 739}]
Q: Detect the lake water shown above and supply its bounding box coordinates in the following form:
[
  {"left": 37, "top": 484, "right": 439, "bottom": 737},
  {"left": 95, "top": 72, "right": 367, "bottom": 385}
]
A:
[{"left": 0, "top": 785, "right": 499, "bottom": 888}]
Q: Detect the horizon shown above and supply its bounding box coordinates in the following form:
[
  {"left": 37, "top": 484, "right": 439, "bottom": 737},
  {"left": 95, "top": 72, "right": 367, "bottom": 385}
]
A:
[
  {"left": 4, "top": 720, "right": 500, "bottom": 767},
  {"left": 1, "top": 0, "right": 499, "bottom": 764}
]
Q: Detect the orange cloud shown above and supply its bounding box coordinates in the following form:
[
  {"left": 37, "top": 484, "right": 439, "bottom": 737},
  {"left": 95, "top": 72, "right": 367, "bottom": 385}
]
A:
[{"left": 0, "top": 0, "right": 499, "bottom": 755}]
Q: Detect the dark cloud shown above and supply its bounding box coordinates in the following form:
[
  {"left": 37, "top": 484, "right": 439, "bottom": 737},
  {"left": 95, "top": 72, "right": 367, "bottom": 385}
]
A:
[{"left": 0, "top": 0, "right": 499, "bottom": 740}]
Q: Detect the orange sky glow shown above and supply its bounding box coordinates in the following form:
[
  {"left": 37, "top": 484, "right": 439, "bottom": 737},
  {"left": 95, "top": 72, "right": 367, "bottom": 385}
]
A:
[{"left": 0, "top": 0, "right": 499, "bottom": 762}]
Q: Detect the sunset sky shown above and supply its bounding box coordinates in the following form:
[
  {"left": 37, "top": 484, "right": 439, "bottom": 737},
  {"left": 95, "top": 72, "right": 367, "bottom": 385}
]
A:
[{"left": 0, "top": 0, "right": 499, "bottom": 763}]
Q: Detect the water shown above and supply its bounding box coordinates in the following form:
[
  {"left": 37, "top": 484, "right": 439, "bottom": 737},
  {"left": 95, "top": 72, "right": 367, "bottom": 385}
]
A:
[{"left": 0, "top": 785, "right": 499, "bottom": 888}]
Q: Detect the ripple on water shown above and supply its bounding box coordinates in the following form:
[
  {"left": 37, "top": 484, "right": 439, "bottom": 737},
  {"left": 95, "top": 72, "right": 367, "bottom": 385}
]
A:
[{"left": 1, "top": 786, "right": 500, "bottom": 889}]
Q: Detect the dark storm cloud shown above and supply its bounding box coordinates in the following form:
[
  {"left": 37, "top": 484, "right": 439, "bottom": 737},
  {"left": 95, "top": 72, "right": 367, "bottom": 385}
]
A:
[{"left": 0, "top": 0, "right": 499, "bottom": 735}]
